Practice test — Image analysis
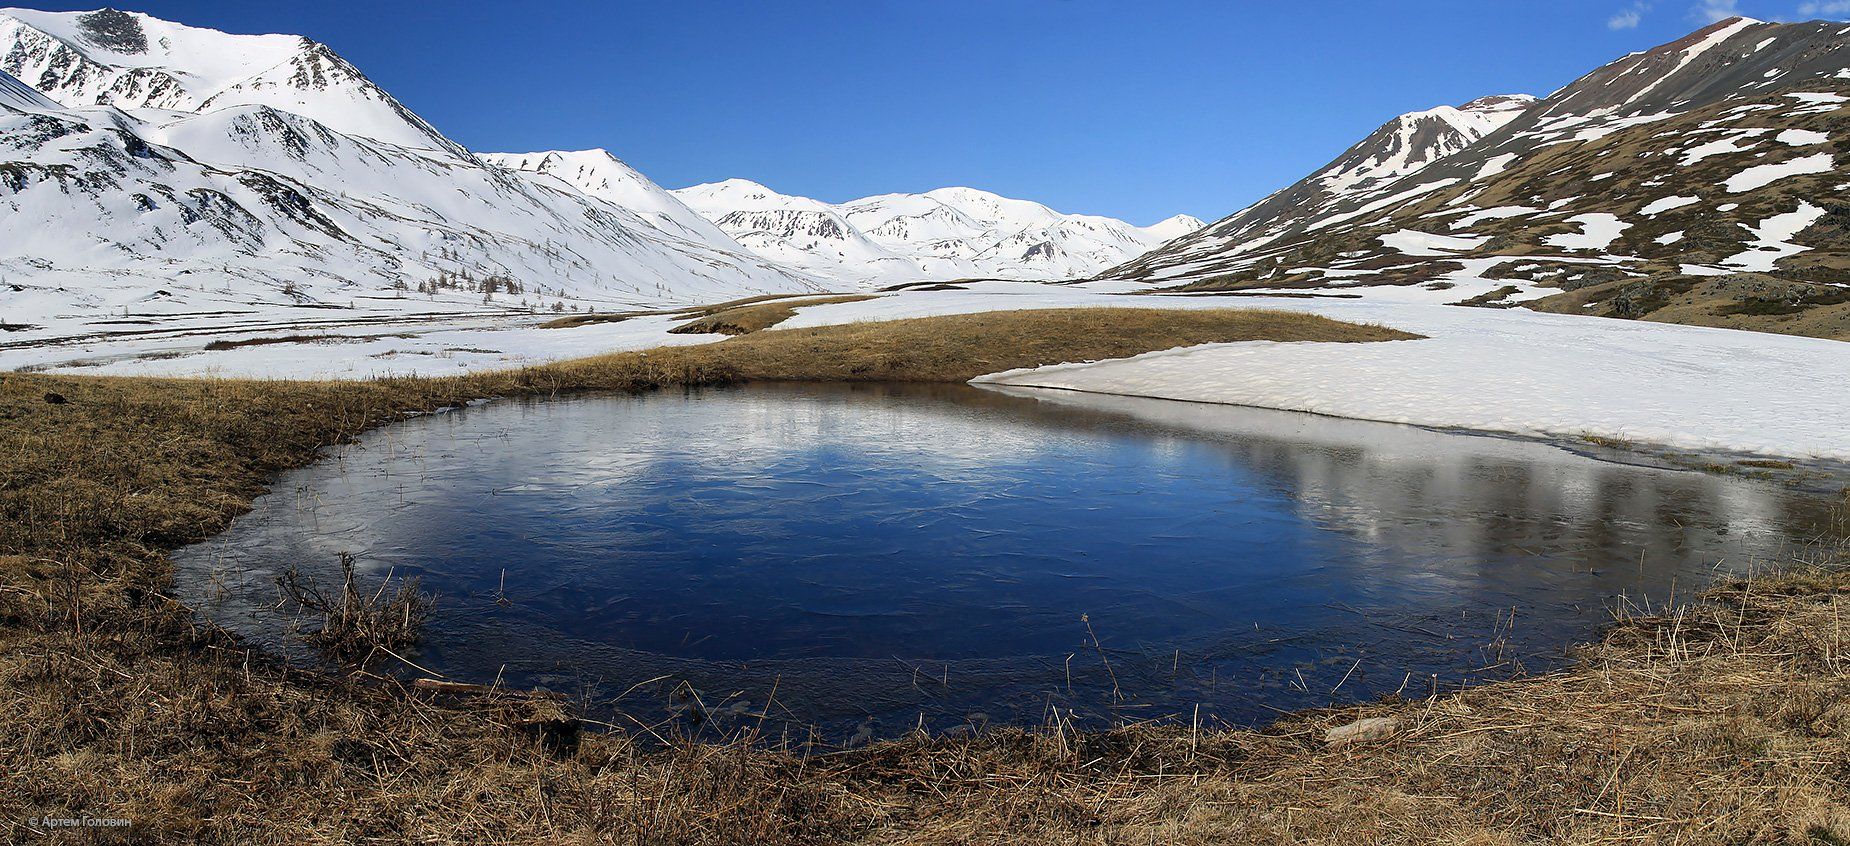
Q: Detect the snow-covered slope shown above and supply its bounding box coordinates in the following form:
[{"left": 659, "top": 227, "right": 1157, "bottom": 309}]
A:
[
  {"left": 672, "top": 180, "right": 1204, "bottom": 285},
  {"left": 479, "top": 149, "right": 749, "bottom": 251},
  {"left": 0, "top": 89, "right": 820, "bottom": 326},
  {"left": 1107, "top": 17, "right": 1850, "bottom": 339},
  {"left": 0, "top": 12, "right": 829, "bottom": 338}
]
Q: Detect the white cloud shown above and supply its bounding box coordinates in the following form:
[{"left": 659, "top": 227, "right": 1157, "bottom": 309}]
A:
[
  {"left": 1798, "top": 0, "right": 1850, "bottom": 16},
  {"left": 1694, "top": 0, "right": 1742, "bottom": 21},
  {"left": 1609, "top": 0, "right": 1652, "bottom": 28}
]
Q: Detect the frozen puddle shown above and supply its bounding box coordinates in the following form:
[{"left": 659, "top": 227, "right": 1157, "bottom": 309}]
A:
[{"left": 174, "top": 383, "right": 1843, "bottom": 741}]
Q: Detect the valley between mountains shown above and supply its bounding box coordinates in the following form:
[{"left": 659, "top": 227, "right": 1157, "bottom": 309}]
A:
[{"left": 2, "top": 7, "right": 1848, "bottom": 460}]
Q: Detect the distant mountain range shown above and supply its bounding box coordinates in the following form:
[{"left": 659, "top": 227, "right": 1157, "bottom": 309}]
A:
[
  {"left": 484, "top": 156, "right": 1203, "bottom": 286},
  {"left": 668, "top": 179, "right": 1201, "bottom": 286},
  {"left": 1108, "top": 16, "right": 1849, "bottom": 339},
  {"left": 0, "top": 6, "right": 1200, "bottom": 328}
]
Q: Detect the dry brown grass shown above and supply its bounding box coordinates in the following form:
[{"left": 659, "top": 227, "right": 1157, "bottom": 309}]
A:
[
  {"left": 667, "top": 294, "right": 880, "bottom": 335},
  {"left": 539, "top": 291, "right": 854, "bottom": 330},
  {"left": 634, "top": 305, "right": 1411, "bottom": 382},
  {"left": 8, "top": 306, "right": 1845, "bottom": 843}
]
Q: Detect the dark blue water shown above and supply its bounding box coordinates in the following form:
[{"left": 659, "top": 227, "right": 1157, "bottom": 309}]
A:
[{"left": 175, "top": 383, "right": 1841, "bottom": 741}]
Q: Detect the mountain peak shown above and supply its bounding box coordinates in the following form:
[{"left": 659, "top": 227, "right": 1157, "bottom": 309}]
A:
[
  {"left": 481, "top": 150, "right": 748, "bottom": 251},
  {"left": 73, "top": 8, "right": 147, "bottom": 53},
  {"left": 1708, "top": 15, "right": 1762, "bottom": 28},
  {"left": 0, "top": 7, "right": 458, "bottom": 152},
  {"left": 923, "top": 186, "right": 1004, "bottom": 201},
  {"left": 672, "top": 181, "right": 1200, "bottom": 284},
  {"left": 1107, "top": 11, "right": 1850, "bottom": 337},
  {"left": 1146, "top": 214, "right": 1207, "bottom": 241},
  {"left": 513, "top": 148, "right": 633, "bottom": 172},
  {"left": 680, "top": 177, "right": 785, "bottom": 200},
  {"left": 1459, "top": 94, "right": 1538, "bottom": 114}
]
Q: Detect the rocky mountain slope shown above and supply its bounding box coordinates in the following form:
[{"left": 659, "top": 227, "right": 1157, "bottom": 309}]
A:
[
  {"left": 672, "top": 179, "right": 1204, "bottom": 285},
  {"left": 1109, "top": 17, "right": 1850, "bottom": 340}
]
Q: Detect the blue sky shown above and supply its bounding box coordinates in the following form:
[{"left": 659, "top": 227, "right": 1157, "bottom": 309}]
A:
[{"left": 15, "top": 0, "right": 1846, "bottom": 223}]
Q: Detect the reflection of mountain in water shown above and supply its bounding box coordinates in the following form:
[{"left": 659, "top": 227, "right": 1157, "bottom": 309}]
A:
[{"left": 980, "top": 385, "right": 1828, "bottom": 602}]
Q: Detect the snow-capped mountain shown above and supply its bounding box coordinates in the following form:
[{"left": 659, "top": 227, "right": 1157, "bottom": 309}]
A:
[
  {"left": 0, "top": 7, "right": 456, "bottom": 152},
  {"left": 0, "top": 5, "right": 1202, "bottom": 333},
  {"left": 672, "top": 180, "right": 1205, "bottom": 285},
  {"left": 1109, "top": 16, "right": 1850, "bottom": 339},
  {"left": 671, "top": 179, "right": 919, "bottom": 282},
  {"left": 1107, "top": 93, "right": 1538, "bottom": 279},
  {"left": 0, "top": 8, "right": 827, "bottom": 334}
]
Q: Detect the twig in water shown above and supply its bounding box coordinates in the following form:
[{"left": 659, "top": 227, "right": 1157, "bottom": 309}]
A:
[
  {"left": 1081, "top": 614, "right": 1121, "bottom": 703},
  {"left": 1330, "top": 658, "right": 1362, "bottom": 694}
]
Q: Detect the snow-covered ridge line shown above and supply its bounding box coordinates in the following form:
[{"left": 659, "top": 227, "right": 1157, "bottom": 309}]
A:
[
  {"left": 1108, "top": 93, "right": 1538, "bottom": 280},
  {"left": 1107, "top": 12, "right": 1850, "bottom": 337},
  {"left": 665, "top": 177, "right": 1205, "bottom": 286}
]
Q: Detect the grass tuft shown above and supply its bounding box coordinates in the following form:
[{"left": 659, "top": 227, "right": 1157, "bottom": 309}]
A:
[{"left": 275, "top": 552, "right": 431, "bottom": 665}]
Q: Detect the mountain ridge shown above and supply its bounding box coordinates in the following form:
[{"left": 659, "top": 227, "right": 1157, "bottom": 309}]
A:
[
  {"left": 669, "top": 178, "right": 1204, "bottom": 285},
  {"left": 1103, "top": 15, "right": 1850, "bottom": 339}
]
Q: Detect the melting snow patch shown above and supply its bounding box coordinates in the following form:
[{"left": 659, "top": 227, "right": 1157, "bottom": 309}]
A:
[
  {"left": 1379, "top": 230, "right": 1490, "bottom": 256},
  {"left": 1640, "top": 195, "right": 1699, "bottom": 215},
  {"left": 1656, "top": 231, "right": 1685, "bottom": 245},
  {"left": 1723, "top": 153, "right": 1833, "bottom": 192},
  {"left": 1776, "top": 128, "right": 1828, "bottom": 146},
  {"left": 1722, "top": 202, "right": 1826, "bottom": 272},
  {"left": 1474, "top": 153, "right": 1519, "bottom": 181},
  {"left": 1786, "top": 92, "right": 1848, "bottom": 114},
  {"left": 1545, "top": 214, "right": 1631, "bottom": 251},
  {"left": 1679, "top": 131, "right": 1764, "bottom": 165},
  {"left": 974, "top": 293, "right": 1850, "bottom": 461},
  {"left": 1308, "top": 180, "right": 1460, "bottom": 232},
  {"left": 1570, "top": 112, "right": 1680, "bottom": 143},
  {"left": 1450, "top": 206, "right": 1537, "bottom": 229}
]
